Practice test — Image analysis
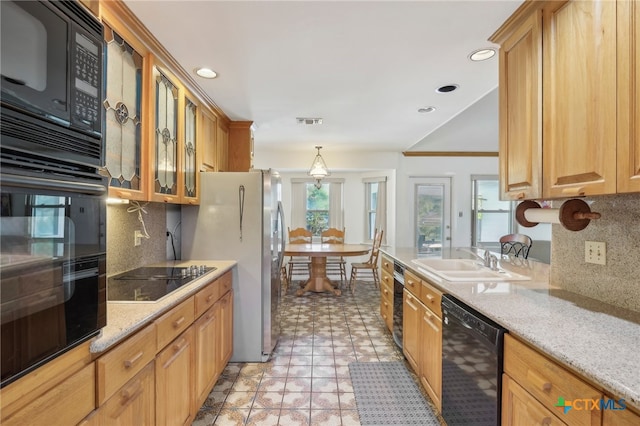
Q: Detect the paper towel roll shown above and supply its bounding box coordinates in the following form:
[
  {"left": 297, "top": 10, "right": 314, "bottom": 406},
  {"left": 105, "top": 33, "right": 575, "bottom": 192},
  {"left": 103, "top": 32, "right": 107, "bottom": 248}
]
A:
[{"left": 523, "top": 208, "right": 561, "bottom": 224}]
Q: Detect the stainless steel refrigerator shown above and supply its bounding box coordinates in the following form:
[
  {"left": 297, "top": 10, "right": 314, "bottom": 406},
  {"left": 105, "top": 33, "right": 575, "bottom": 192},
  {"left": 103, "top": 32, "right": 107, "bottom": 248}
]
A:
[{"left": 181, "top": 170, "right": 285, "bottom": 362}]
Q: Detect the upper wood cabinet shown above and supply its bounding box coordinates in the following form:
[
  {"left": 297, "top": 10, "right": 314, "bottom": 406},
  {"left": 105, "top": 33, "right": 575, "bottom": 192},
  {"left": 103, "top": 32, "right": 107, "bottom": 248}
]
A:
[
  {"left": 99, "top": 1, "right": 233, "bottom": 205},
  {"left": 200, "top": 108, "right": 218, "bottom": 172},
  {"left": 617, "top": 0, "right": 640, "bottom": 193},
  {"left": 149, "top": 62, "right": 181, "bottom": 203},
  {"left": 228, "top": 121, "right": 253, "bottom": 172},
  {"left": 100, "top": 10, "right": 151, "bottom": 202},
  {"left": 496, "top": 10, "right": 543, "bottom": 200},
  {"left": 182, "top": 93, "right": 200, "bottom": 205},
  {"left": 217, "top": 120, "right": 230, "bottom": 172},
  {"left": 491, "top": 0, "right": 640, "bottom": 199},
  {"left": 542, "top": 0, "right": 618, "bottom": 198}
]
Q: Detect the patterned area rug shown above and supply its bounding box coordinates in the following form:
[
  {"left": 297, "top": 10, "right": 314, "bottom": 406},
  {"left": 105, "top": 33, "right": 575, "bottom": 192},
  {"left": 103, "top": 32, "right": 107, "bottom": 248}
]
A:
[{"left": 349, "top": 361, "right": 442, "bottom": 425}]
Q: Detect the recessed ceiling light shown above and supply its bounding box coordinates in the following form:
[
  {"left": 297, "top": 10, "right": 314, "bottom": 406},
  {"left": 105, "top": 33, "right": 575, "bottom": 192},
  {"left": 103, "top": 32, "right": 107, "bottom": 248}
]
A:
[
  {"left": 417, "top": 106, "right": 437, "bottom": 114},
  {"left": 469, "top": 48, "right": 496, "bottom": 61},
  {"left": 195, "top": 67, "right": 218, "bottom": 79},
  {"left": 436, "top": 84, "right": 459, "bottom": 94}
]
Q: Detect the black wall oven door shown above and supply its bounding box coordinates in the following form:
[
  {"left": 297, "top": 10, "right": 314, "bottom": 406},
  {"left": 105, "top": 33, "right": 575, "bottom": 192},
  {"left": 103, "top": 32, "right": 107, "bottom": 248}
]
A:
[{"left": 0, "top": 174, "right": 106, "bottom": 388}]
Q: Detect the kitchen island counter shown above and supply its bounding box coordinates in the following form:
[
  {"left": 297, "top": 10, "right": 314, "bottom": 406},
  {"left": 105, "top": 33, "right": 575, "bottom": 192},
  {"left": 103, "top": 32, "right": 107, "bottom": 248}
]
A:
[
  {"left": 91, "top": 260, "right": 236, "bottom": 353},
  {"left": 383, "top": 247, "right": 640, "bottom": 411}
]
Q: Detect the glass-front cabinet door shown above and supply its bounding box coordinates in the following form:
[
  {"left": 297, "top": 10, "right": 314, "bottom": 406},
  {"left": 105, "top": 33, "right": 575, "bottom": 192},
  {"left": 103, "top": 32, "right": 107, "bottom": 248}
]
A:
[
  {"left": 101, "top": 21, "right": 148, "bottom": 201},
  {"left": 182, "top": 95, "right": 199, "bottom": 204},
  {"left": 150, "top": 63, "right": 180, "bottom": 203}
]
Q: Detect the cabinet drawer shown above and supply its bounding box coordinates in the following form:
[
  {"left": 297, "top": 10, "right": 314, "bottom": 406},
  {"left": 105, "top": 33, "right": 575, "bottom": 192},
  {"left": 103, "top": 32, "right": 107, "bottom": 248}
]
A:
[
  {"left": 156, "top": 297, "right": 195, "bottom": 349},
  {"left": 380, "top": 280, "right": 393, "bottom": 304},
  {"left": 381, "top": 269, "right": 394, "bottom": 290},
  {"left": 504, "top": 335, "right": 602, "bottom": 426},
  {"left": 418, "top": 279, "right": 442, "bottom": 318},
  {"left": 96, "top": 324, "right": 157, "bottom": 404},
  {"left": 2, "top": 363, "right": 95, "bottom": 426},
  {"left": 502, "top": 374, "right": 565, "bottom": 426},
  {"left": 95, "top": 361, "right": 155, "bottom": 425},
  {"left": 195, "top": 280, "right": 218, "bottom": 318},
  {"left": 381, "top": 254, "right": 394, "bottom": 274},
  {"left": 217, "top": 270, "right": 232, "bottom": 297},
  {"left": 380, "top": 298, "right": 391, "bottom": 331},
  {"left": 404, "top": 269, "right": 421, "bottom": 298}
]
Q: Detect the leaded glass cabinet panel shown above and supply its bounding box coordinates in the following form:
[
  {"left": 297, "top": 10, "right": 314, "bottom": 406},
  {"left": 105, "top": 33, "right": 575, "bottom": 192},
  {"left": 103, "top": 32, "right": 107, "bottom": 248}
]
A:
[
  {"left": 102, "top": 25, "right": 144, "bottom": 197},
  {"left": 153, "top": 67, "right": 178, "bottom": 197},
  {"left": 184, "top": 98, "right": 197, "bottom": 199}
]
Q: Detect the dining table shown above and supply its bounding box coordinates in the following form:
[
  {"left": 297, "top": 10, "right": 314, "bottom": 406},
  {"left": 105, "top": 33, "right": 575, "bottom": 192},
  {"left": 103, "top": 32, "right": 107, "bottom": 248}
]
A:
[{"left": 284, "top": 243, "right": 371, "bottom": 296}]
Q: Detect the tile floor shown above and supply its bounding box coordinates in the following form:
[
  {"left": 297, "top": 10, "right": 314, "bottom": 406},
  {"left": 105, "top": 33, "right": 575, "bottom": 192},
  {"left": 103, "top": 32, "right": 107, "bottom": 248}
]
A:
[{"left": 192, "top": 280, "right": 418, "bottom": 426}]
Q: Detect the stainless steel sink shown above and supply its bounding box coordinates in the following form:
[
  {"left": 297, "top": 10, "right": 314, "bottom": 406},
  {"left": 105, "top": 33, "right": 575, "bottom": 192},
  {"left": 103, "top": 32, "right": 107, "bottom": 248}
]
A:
[{"left": 410, "top": 258, "right": 531, "bottom": 282}]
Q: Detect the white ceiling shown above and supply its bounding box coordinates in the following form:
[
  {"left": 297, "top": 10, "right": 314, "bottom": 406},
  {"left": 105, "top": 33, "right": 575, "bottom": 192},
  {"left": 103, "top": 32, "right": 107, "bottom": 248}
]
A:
[{"left": 124, "top": 0, "right": 523, "bottom": 154}]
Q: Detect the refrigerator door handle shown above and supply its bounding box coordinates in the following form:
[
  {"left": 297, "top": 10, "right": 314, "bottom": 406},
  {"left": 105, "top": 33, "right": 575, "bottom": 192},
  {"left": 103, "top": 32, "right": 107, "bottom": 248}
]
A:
[{"left": 277, "top": 201, "right": 286, "bottom": 269}]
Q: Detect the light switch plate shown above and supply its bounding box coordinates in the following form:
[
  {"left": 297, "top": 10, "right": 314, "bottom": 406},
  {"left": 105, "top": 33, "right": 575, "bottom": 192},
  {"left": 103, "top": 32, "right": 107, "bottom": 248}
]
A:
[{"left": 585, "top": 241, "right": 606, "bottom": 265}]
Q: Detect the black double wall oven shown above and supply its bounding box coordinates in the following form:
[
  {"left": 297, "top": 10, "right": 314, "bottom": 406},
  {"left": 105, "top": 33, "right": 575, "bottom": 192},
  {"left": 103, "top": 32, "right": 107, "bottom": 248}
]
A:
[{"left": 0, "top": 0, "right": 106, "bottom": 388}]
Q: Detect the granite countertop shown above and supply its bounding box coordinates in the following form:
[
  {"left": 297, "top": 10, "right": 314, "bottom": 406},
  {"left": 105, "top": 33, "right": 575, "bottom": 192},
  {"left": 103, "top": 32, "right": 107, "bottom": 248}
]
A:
[
  {"left": 91, "top": 260, "right": 236, "bottom": 353},
  {"left": 382, "top": 247, "right": 640, "bottom": 411}
]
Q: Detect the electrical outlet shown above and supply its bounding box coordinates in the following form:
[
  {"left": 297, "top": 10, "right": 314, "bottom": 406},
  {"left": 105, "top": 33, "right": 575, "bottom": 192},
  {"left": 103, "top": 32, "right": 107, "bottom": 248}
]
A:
[
  {"left": 134, "top": 230, "right": 144, "bottom": 247},
  {"left": 585, "top": 241, "right": 606, "bottom": 265}
]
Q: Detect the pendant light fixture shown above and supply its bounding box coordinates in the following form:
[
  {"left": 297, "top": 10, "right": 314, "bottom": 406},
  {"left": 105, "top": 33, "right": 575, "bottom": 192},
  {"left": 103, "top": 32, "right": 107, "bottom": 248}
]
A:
[{"left": 308, "top": 146, "right": 330, "bottom": 189}]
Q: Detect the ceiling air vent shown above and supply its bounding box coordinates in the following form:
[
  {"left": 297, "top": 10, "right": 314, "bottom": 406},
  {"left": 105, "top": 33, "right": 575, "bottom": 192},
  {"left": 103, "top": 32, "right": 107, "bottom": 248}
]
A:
[{"left": 296, "top": 117, "right": 323, "bottom": 125}]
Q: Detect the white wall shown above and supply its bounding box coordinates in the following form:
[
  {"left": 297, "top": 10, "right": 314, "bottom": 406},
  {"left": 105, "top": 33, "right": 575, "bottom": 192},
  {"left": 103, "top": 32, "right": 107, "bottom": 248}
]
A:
[
  {"left": 254, "top": 148, "right": 499, "bottom": 250},
  {"left": 396, "top": 156, "right": 499, "bottom": 248}
]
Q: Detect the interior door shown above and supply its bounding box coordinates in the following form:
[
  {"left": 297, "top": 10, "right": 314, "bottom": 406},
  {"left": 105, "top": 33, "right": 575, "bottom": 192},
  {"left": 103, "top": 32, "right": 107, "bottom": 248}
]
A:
[{"left": 410, "top": 177, "right": 452, "bottom": 255}]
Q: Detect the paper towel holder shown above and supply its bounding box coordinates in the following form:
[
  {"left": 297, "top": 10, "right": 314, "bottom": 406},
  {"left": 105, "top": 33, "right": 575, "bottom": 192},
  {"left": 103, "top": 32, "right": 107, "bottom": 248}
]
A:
[{"left": 516, "top": 199, "right": 601, "bottom": 231}]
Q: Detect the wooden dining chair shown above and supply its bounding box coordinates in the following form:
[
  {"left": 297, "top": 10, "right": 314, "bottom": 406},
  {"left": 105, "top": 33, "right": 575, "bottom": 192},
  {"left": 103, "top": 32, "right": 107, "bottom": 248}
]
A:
[
  {"left": 349, "top": 228, "right": 384, "bottom": 293},
  {"left": 287, "top": 227, "right": 313, "bottom": 284},
  {"left": 499, "top": 233, "right": 532, "bottom": 259},
  {"left": 321, "top": 227, "right": 346, "bottom": 288}
]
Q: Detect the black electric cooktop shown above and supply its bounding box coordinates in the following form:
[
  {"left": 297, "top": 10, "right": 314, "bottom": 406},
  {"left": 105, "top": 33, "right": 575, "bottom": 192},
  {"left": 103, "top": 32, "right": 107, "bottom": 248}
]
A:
[{"left": 107, "top": 266, "right": 216, "bottom": 302}]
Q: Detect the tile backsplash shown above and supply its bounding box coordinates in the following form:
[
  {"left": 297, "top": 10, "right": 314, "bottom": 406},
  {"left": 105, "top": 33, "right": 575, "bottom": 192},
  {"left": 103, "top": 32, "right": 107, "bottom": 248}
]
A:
[
  {"left": 106, "top": 203, "right": 167, "bottom": 276},
  {"left": 551, "top": 193, "right": 640, "bottom": 313}
]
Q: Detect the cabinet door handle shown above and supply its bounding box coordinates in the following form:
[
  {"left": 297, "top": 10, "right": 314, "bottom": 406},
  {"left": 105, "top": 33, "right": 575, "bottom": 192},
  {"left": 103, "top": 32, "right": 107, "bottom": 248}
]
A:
[
  {"left": 528, "top": 369, "right": 552, "bottom": 393},
  {"left": 112, "top": 380, "right": 144, "bottom": 418},
  {"left": 516, "top": 192, "right": 525, "bottom": 200},
  {"left": 116, "top": 190, "right": 132, "bottom": 198},
  {"left": 541, "top": 417, "right": 551, "bottom": 425},
  {"left": 173, "top": 338, "right": 186, "bottom": 353},
  {"left": 173, "top": 316, "right": 185, "bottom": 328},
  {"left": 425, "top": 294, "right": 435, "bottom": 302},
  {"left": 123, "top": 351, "right": 144, "bottom": 369},
  {"left": 561, "top": 187, "right": 585, "bottom": 196},
  {"left": 206, "top": 294, "right": 214, "bottom": 302}
]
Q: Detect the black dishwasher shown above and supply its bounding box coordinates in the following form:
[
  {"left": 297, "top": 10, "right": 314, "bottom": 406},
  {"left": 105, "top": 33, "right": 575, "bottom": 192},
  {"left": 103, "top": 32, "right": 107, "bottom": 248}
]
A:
[{"left": 441, "top": 294, "right": 506, "bottom": 426}]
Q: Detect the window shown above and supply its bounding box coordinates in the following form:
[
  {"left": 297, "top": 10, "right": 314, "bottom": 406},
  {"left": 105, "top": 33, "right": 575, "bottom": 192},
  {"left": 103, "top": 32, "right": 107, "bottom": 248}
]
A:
[
  {"left": 471, "top": 176, "right": 514, "bottom": 248},
  {"left": 306, "top": 182, "right": 329, "bottom": 236},
  {"left": 365, "top": 182, "right": 378, "bottom": 240}
]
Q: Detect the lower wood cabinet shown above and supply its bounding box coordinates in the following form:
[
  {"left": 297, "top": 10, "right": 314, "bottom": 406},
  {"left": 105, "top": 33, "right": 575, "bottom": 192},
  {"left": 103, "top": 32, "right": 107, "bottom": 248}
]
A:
[
  {"left": 88, "top": 270, "right": 234, "bottom": 425},
  {"left": 87, "top": 362, "right": 156, "bottom": 426},
  {"left": 218, "top": 290, "right": 233, "bottom": 367},
  {"left": 379, "top": 276, "right": 393, "bottom": 332},
  {"left": 402, "top": 269, "right": 444, "bottom": 415},
  {"left": 0, "top": 341, "right": 95, "bottom": 426},
  {"left": 502, "top": 374, "right": 565, "bottom": 426},
  {"left": 156, "top": 327, "right": 195, "bottom": 426},
  {"left": 4, "top": 362, "right": 95, "bottom": 426},
  {"left": 503, "top": 334, "right": 602, "bottom": 426},
  {"left": 419, "top": 305, "right": 442, "bottom": 412},
  {"left": 402, "top": 289, "right": 420, "bottom": 372}
]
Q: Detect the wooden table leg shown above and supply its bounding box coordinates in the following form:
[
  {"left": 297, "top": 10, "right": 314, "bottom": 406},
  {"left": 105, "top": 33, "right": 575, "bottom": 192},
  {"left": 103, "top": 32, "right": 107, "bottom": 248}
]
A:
[{"left": 296, "top": 257, "right": 341, "bottom": 296}]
